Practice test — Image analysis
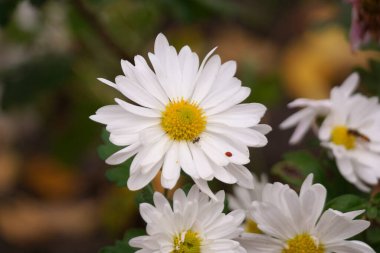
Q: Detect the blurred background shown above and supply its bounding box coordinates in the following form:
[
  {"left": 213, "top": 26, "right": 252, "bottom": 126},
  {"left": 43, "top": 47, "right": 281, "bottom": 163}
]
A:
[{"left": 0, "top": 0, "right": 379, "bottom": 252}]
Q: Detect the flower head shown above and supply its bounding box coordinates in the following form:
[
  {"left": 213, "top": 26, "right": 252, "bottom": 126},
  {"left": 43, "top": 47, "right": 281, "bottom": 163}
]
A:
[
  {"left": 281, "top": 72, "right": 380, "bottom": 191},
  {"left": 130, "top": 185, "right": 246, "bottom": 253},
  {"left": 228, "top": 173, "right": 268, "bottom": 234},
  {"left": 239, "top": 174, "right": 375, "bottom": 253},
  {"left": 91, "top": 33, "right": 270, "bottom": 198},
  {"left": 318, "top": 90, "right": 380, "bottom": 191},
  {"left": 347, "top": 0, "right": 380, "bottom": 50}
]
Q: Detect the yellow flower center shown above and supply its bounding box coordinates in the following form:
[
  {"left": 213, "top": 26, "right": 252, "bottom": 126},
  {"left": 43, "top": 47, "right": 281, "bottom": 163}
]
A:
[
  {"left": 282, "top": 234, "right": 324, "bottom": 253},
  {"left": 172, "top": 230, "right": 202, "bottom": 253},
  {"left": 244, "top": 219, "right": 262, "bottom": 234},
  {"left": 331, "top": 126, "right": 356, "bottom": 150},
  {"left": 161, "top": 99, "right": 206, "bottom": 141}
]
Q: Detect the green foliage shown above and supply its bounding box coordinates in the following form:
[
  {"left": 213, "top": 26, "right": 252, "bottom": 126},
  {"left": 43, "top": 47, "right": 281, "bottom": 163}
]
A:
[
  {"left": 98, "top": 128, "right": 133, "bottom": 187},
  {"left": 99, "top": 229, "right": 145, "bottom": 253},
  {"left": 98, "top": 128, "right": 123, "bottom": 161},
  {"left": 271, "top": 150, "right": 325, "bottom": 188},
  {"left": 106, "top": 166, "right": 131, "bottom": 187},
  {"left": 1, "top": 54, "right": 73, "bottom": 109},
  {"left": 357, "top": 60, "right": 380, "bottom": 98},
  {"left": 325, "top": 194, "right": 367, "bottom": 212},
  {"left": 135, "top": 184, "right": 155, "bottom": 206},
  {"left": 0, "top": 0, "right": 21, "bottom": 27}
]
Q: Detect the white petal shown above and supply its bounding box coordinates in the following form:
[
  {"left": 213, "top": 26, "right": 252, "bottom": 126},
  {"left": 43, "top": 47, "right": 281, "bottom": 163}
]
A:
[
  {"left": 178, "top": 141, "right": 199, "bottom": 178},
  {"left": 105, "top": 142, "right": 140, "bottom": 165},
  {"left": 193, "top": 178, "right": 217, "bottom": 200},
  {"left": 97, "top": 77, "right": 117, "bottom": 88},
  {"left": 226, "top": 164, "right": 254, "bottom": 189},
  {"left": 326, "top": 240, "right": 375, "bottom": 253},
  {"left": 115, "top": 98, "right": 161, "bottom": 118},
  {"left": 205, "top": 87, "right": 251, "bottom": 116},
  {"left": 191, "top": 55, "right": 221, "bottom": 103},
  {"left": 161, "top": 143, "right": 181, "bottom": 189},
  {"left": 188, "top": 143, "right": 214, "bottom": 179},
  {"left": 127, "top": 159, "right": 163, "bottom": 190}
]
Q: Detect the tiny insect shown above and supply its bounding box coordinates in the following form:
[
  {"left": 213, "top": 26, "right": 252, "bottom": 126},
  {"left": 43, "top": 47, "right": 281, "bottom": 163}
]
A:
[
  {"left": 192, "top": 137, "right": 200, "bottom": 144},
  {"left": 225, "top": 151, "right": 232, "bottom": 157},
  {"left": 348, "top": 129, "right": 370, "bottom": 142}
]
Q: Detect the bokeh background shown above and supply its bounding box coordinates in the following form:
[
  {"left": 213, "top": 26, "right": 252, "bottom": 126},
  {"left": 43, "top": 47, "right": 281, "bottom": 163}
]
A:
[{"left": 0, "top": 0, "right": 379, "bottom": 252}]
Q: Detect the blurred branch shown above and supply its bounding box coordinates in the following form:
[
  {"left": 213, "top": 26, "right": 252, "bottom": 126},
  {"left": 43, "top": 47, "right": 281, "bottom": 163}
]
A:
[{"left": 71, "top": 0, "right": 132, "bottom": 61}]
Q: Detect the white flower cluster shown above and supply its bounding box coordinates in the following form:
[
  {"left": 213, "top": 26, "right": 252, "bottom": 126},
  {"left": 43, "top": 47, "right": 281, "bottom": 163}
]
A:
[
  {"left": 281, "top": 73, "right": 380, "bottom": 192},
  {"left": 92, "top": 34, "right": 376, "bottom": 253}
]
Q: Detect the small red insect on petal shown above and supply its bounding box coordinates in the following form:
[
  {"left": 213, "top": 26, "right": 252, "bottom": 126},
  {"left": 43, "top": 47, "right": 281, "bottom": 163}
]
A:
[{"left": 225, "top": 151, "right": 232, "bottom": 157}]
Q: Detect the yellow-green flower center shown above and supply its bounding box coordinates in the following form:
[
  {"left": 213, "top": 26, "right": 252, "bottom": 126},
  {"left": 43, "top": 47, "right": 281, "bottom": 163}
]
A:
[
  {"left": 172, "top": 230, "right": 202, "bottom": 253},
  {"left": 161, "top": 99, "right": 206, "bottom": 141},
  {"left": 282, "top": 234, "right": 324, "bottom": 253},
  {"left": 244, "top": 219, "right": 262, "bottom": 234},
  {"left": 331, "top": 126, "right": 356, "bottom": 150}
]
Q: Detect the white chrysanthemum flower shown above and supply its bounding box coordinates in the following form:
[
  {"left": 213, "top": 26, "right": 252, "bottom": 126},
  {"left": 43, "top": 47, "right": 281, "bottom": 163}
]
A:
[
  {"left": 239, "top": 174, "right": 375, "bottom": 253},
  {"left": 90, "top": 33, "right": 271, "bottom": 198},
  {"left": 318, "top": 91, "right": 380, "bottom": 192},
  {"left": 280, "top": 73, "right": 359, "bottom": 144},
  {"left": 228, "top": 173, "right": 268, "bottom": 234},
  {"left": 281, "top": 72, "right": 380, "bottom": 191},
  {"left": 129, "top": 185, "right": 246, "bottom": 253}
]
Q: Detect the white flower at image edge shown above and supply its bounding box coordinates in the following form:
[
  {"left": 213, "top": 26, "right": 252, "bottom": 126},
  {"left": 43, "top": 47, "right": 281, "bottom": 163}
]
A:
[
  {"left": 129, "top": 185, "right": 246, "bottom": 253},
  {"left": 239, "top": 174, "right": 375, "bottom": 253},
  {"left": 318, "top": 89, "right": 380, "bottom": 192},
  {"left": 90, "top": 33, "right": 271, "bottom": 198},
  {"left": 280, "top": 72, "right": 380, "bottom": 192}
]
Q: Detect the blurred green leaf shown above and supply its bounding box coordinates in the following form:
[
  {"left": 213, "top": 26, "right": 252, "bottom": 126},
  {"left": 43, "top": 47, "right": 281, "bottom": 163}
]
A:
[
  {"left": 1, "top": 54, "right": 72, "bottom": 109},
  {"left": 135, "top": 184, "right": 154, "bottom": 205},
  {"left": 271, "top": 150, "right": 325, "bottom": 188},
  {"left": 366, "top": 227, "right": 380, "bottom": 244},
  {"left": 372, "top": 192, "right": 380, "bottom": 205},
  {"left": 367, "top": 206, "right": 378, "bottom": 220},
  {"left": 97, "top": 128, "right": 122, "bottom": 161},
  {"left": 0, "top": 0, "right": 20, "bottom": 27},
  {"left": 106, "top": 166, "right": 130, "bottom": 187},
  {"left": 98, "top": 128, "right": 133, "bottom": 186},
  {"left": 99, "top": 229, "right": 145, "bottom": 253},
  {"left": 357, "top": 59, "right": 380, "bottom": 98},
  {"left": 325, "top": 194, "right": 367, "bottom": 212}
]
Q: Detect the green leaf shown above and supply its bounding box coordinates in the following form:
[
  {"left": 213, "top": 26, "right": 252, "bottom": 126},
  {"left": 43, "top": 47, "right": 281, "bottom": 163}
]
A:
[
  {"left": 97, "top": 128, "right": 121, "bottom": 161},
  {"left": 356, "top": 59, "right": 380, "bottom": 98},
  {"left": 98, "top": 128, "right": 133, "bottom": 186},
  {"left": 372, "top": 192, "right": 380, "bottom": 205},
  {"left": 366, "top": 206, "right": 378, "bottom": 220},
  {"left": 271, "top": 151, "right": 325, "bottom": 188},
  {"left": 325, "top": 194, "right": 367, "bottom": 212},
  {"left": 99, "top": 229, "right": 145, "bottom": 253},
  {"left": 1, "top": 54, "right": 72, "bottom": 109},
  {"left": 0, "top": 0, "right": 20, "bottom": 27},
  {"left": 366, "top": 227, "right": 380, "bottom": 244},
  {"left": 105, "top": 166, "right": 130, "bottom": 187},
  {"left": 135, "top": 184, "right": 155, "bottom": 205}
]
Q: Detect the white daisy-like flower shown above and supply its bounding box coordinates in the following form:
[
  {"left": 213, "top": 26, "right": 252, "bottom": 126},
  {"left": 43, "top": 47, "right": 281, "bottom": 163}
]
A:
[
  {"left": 239, "top": 174, "right": 375, "bottom": 253},
  {"left": 281, "top": 72, "right": 380, "bottom": 191},
  {"left": 129, "top": 185, "right": 246, "bottom": 253},
  {"left": 280, "top": 73, "right": 359, "bottom": 144},
  {"left": 228, "top": 173, "right": 268, "bottom": 234},
  {"left": 318, "top": 91, "right": 380, "bottom": 192},
  {"left": 90, "top": 33, "right": 271, "bottom": 198}
]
